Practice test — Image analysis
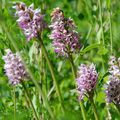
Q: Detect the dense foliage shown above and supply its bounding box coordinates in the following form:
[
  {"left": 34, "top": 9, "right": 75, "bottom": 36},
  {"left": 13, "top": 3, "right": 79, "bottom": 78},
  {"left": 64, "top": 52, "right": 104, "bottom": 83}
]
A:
[{"left": 0, "top": 0, "right": 120, "bottom": 120}]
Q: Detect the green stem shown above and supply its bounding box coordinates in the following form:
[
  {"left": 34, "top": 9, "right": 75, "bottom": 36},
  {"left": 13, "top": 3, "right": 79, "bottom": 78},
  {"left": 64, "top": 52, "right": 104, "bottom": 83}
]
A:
[
  {"left": 68, "top": 54, "right": 87, "bottom": 120},
  {"left": 13, "top": 86, "right": 16, "bottom": 120},
  {"left": 98, "top": 0, "right": 105, "bottom": 45},
  {"left": 38, "top": 48, "right": 44, "bottom": 117},
  {"left": 98, "top": 0, "right": 105, "bottom": 73},
  {"left": 79, "top": 102, "right": 87, "bottom": 120},
  {"left": 114, "top": 103, "right": 120, "bottom": 114},
  {"left": 117, "top": 107, "right": 120, "bottom": 114},
  {"left": 89, "top": 97, "right": 99, "bottom": 120},
  {"left": 38, "top": 36, "right": 65, "bottom": 113},
  {"left": 108, "top": 3, "right": 113, "bottom": 53},
  {"left": 22, "top": 82, "right": 39, "bottom": 120},
  {"left": 1, "top": 23, "right": 55, "bottom": 120},
  {"left": 106, "top": 103, "right": 112, "bottom": 120},
  {"left": 68, "top": 54, "right": 76, "bottom": 79},
  {"left": 83, "top": 0, "right": 92, "bottom": 24}
]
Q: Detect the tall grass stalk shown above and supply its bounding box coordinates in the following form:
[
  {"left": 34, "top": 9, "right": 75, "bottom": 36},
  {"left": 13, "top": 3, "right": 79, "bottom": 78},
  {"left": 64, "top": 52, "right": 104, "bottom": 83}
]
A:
[
  {"left": 89, "top": 97, "right": 99, "bottom": 120},
  {"left": 106, "top": 103, "right": 112, "bottom": 120},
  {"left": 106, "top": 2, "right": 113, "bottom": 119},
  {"left": 98, "top": 0, "right": 105, "bottom": 45},
  {"left": 37, "top": 36, "right": 65, "bottom": 113},
  {"left": 108, "top": 3, "right": 113, "bottom": 53},
  {"left": 13, "top": 86, "right": 16, "bottom": 120},
  {"left": 98, "top": 0, "right": 106, "bottom": 73},
  {"left": 22, "top": 82, "right": 39, "bottom": 120}
]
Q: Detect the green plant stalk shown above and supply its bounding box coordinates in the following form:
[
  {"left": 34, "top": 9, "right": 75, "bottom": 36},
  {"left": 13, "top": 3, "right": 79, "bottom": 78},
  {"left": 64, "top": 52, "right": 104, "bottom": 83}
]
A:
[
  {"left": 98, "top": 0, "right": 106, "bottom": 73},
  {"left": 83, "top": 0, "right": 93, "bottom": 24},
  {"left": 37, "top": 48, "right": 45, "bottom": 117},
  {"left": 36, "top": 46, "right": 43, "bottom": 104},
  {"left": 108, "top": 3, "right": 113, "bottom": 53},
  {"left": 1, "top": 23, "right": 55, "bottom": 120},
  {"left": 69, "top": 56, "right": 76, "bottom": 79},
  {"left": 22, "top": 82, "right": 39, "bottom": 120},
  {"left": 13, "top": 86, "right": 16, "bottom": 120},
  {"left": 114, "top": 103, "right": 120, "bottom": 114},
  {"left": 79, "top": 102, "right": 87, "bottom": 120},
  {"left": 38, "top": 48, "right": 47, "bottom": 96},
  {"left": 38, "top": 36, "right": 65, "bottom": 113},
  {"left": 106, "top": 103, "right": 112, "bottom": 120},
  {"left": 117, "top": 106, "right": 120, "bottom": 114},
  {"left": 68, "top": 54, "right": 87, "bottom": 120},
  {"left": 99, "top": 1, "right": 112, "bottom": 119},
  {"left": 98, "top": 0, "right": 105, "bottom": 45},
  {"left": 89, "top": 97, "right": 99, "bottom": 120}
]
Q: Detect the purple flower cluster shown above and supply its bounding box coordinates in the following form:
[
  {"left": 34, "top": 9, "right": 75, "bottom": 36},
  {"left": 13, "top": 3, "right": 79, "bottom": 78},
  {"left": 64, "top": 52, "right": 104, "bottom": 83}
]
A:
[
  {"left": 108, "top": 56, "right": 120, "bottom": 77},
  {"left": 105, "top": 56, "right": 120, "bottom": 105},
  {"left": 49, "top": 7, "right": 81, "bottom": 57},
  {"left": 2, "top": 49, "right": 28, "bottom": 85},
  {"left": 13, "top": 2, "right": 46, "bottom": 41},
  {"left": 105, "top": 77, "right": 120, "bottom": 105},
  {"left": 76, "top": 64, "right": 98, "bottom": 100}
]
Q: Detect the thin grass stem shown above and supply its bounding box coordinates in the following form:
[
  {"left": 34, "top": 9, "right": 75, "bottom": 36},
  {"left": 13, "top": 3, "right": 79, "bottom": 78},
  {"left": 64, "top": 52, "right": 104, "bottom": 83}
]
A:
[
  {"left": 98, "top": 0, "right": 105, "bottom": 73},
  {"left": 89, "top": 97, "right": 99, "bottom": 120},
  {"left": 13, "top": 86, "right": 16, "bottom": 120},
  {"left": 108, "top": 3, "right": 113, "bottom": 53},
  {"left": 38, "top": 36, "right": 65, "bottom": 113},
  {"left": 22, "top": 82, "right": 39, "bottom": 120},
  {"left": 79, "top": 102, "right": 87, "bottom": 120},
  {"left": 98, "top": 0, "right": 105, "bottom": 45}
]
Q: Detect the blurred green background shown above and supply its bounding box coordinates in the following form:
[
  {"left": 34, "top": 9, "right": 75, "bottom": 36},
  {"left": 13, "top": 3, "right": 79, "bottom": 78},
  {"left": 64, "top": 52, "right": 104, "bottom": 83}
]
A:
[{"left": 0, "top": 0, "right": 120, "bottom": 119}]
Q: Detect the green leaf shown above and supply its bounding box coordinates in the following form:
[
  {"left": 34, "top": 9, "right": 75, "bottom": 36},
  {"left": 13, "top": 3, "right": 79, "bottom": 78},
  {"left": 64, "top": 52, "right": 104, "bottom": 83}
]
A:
[
  {"left": 29, "top": 41, "right": 39, "bottom": 64},
  {"left": 80, "top": 43, "right": 101, "bottom": 55}
]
